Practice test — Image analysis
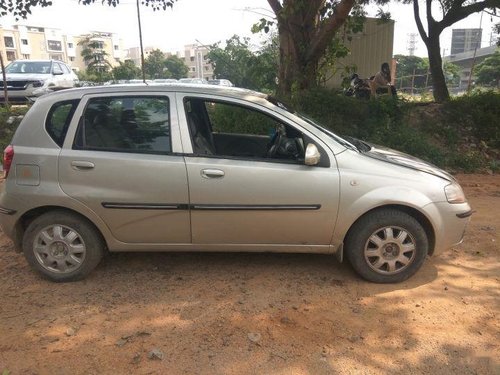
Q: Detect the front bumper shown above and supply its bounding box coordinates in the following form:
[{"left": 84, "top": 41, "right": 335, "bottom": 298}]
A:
[
  {"left": 424, "top": 201, "right": 472, "bottom": 255},
  {"left": 0, "top": 87, "right": 51, "bottom": 103}
]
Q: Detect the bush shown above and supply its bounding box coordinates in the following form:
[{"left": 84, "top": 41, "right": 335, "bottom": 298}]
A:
[
  {"left": 293, "top": 88, "right": 445, "bottom": 166},
  {"left": 443, "top": 90, "right": 500, "bottom": 149},
  {"left": 293, "top": 88, "right": 499, "bottom": 172},
  {"left": 0, "top": 106, "right": 30, "bottom": 155}
]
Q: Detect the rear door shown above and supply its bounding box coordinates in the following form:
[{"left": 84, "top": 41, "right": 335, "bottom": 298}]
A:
[{"left": 58, "top": 92, "right": 191, "bottom": 244}]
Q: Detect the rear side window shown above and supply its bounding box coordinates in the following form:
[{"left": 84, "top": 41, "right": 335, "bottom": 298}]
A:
[
  {"left": 45, "top": 100, "right": 79, "bottom": 147},
  {"left": 74, "top": 96, "right": 171, "bottom": 154}
]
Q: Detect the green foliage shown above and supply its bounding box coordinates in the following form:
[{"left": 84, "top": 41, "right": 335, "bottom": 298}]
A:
[
  {"left": 475, "top": 50, "right": 500, "bottom": 87},
  {"left": 1, "top": 0, "right": 176, "bottom": 19},
  {"left": 395, "top": 55, "right": 460, "bottom": 89},
  {"left": 0, "top": 105, "right": 30, "bottom": 154},
  {"left": 143, "top": 49, "right": 168, "bottom": 79},
  {"left": 164, "top": 55, "right": 189, "bottom": 79},
  {"left": 141, "top": 50, "right": 189, "bottom": 80},
  {"left": 78, "top": 34, "right": 113, "bottom": 75},
  {"left": 207, "top": 102, "right": 275, "bottom": 136},
  {"left": 76, "top": 69, "right": 113, "bottom": 83},
  {"left": 443, "top": 90, "right": 500, "bottom": 149},
  {"left": 443, "top": 61, "right": 460, "bottom": 85},
  {"left": 112, "top": 60, "right": 141, "bottom": 80},
  {"left": 294, "top": 88, "right": 499, "bottom": 172},
  {"left": 207, "top": 35, "right": 278, "bottom": 92}
]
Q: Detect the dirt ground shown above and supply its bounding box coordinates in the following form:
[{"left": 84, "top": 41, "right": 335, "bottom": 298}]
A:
[{"left": 0, "top": 174, "right": 498, "bottom": 375}]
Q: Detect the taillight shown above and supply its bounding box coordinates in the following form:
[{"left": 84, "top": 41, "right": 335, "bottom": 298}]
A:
[{"left": 3, "top": 145, "right": 14, "bottom": 178}]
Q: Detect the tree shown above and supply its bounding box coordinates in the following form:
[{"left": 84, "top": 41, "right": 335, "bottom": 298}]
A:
[
  {"left": 112, "top": 60, "right": 141, "bottom": 80},
  {"left": 443, "top": 61, "right": 460, "bottom": 86},
  {"left": 207, "top": 35, "right": 278, "bottom": 91},
  {"left": 0, "top": 0, "right": 176, "bottom": 19},
  {"left": 409, "top": 0, "right": 499, "bottom": 102},
  {"left": 164, "top": 55, "right": 188, "bottom": 79},
  {"left": 262, "top": 0, "right": 381, "bottom": 97},
  {"left": 5, "top": 0, "right": 376, "bottom": 98},
  {"left": 143, "top": 49, "right": 168, "bottom": 79},
  {"left": 475, "top": 50, "right": 500, "bottom": 86},
  {"left": 394, "top": 54, "right": 429, "bottom": 88},
  {"left": 207, "top": 36, "right": 255, "bottom": 88},
  {"left": 78, "top": 34, "right": 113, "bottom": 81}
]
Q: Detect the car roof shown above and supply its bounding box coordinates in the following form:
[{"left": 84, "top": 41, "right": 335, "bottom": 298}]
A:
[{"left": 45, "top": 83, "right": 268, "bottom": 101}]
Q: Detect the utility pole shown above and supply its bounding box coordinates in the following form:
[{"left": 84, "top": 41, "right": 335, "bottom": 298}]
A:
[
  {"left": 0, "top": 53, "right": 8, "bottom": 107},
  {"left": 136, "top": 0, "right": 146, "bottom": 83},
  {"left": 407, "top": 33, "right": 418, "bottom": 56},
  {"left": 467, "top": 11, "right": 484, "bottom": 93},
  {"left": 411, "top": 69, "right": 416, "bottom": 95}
]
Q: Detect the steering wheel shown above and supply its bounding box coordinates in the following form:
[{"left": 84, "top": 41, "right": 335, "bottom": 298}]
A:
[{"left": 267, "top": 131, "right": 283, "bottom": 158}]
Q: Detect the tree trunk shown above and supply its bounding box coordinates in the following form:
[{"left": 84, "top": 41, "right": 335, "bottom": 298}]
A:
[
  {"left": 425, "top": 35, "right": 449, "bottom": 102},
  {"left": 276, "top": 26, "right": 319, "bottom": 98}
]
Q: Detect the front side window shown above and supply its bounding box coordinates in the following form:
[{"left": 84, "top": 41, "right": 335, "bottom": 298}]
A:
[
  {"left": 185, "top": 98, "right": 305, "bottom": 163},
  {"left": 74, "top": 96, "right": 171, "bottom": 154},
  {"left": 59, "top": 63, "right": 70, "bottom": 74},
  {"left": 52, "top": 63, "right": 63, "bottom": 74}
]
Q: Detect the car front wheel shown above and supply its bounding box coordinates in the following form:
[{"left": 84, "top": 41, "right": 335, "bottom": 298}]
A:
[
  {"left": 345, "top": 209, "right": 429, "bottom": 283},
  {"left": 22, "top": 211, "right": 104, "bottom": 282}
]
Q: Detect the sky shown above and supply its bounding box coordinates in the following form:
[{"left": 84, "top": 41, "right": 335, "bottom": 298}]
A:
[{"left": 0, "top": 0, "right": 497, "bottom": 57}]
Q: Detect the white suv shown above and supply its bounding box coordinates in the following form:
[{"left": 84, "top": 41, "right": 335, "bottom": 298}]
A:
[{"left": 0, "top": 60, "right": 79, "bottom": 103}]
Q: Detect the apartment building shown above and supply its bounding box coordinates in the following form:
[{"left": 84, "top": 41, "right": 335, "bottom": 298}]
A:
[
  {"left": 0, "top": 25, "right": 124, "bottom": 71},
  {"left": 177, "top": 43, "right": 214, "bottom": 80},
  {"left": 451, "top": 28, "right": 482, "bottom": 55},
  {"left": 125, "top": 43, "right": 215, "bottom": 80},
  {"left": 72, "top": 31, "right": 124, "bottom": 71},
  {"left": 125, "top": 46, "right": 156, "bottom": 67}
]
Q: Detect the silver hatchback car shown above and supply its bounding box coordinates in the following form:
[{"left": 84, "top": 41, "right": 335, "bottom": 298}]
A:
[{"left": 0, "top": 85, "right": 472, "bottom": 283}]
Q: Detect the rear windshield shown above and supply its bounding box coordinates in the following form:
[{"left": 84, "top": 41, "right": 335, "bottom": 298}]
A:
[{"left": 45, "top": 100, "right": 80, "bottom": 147}]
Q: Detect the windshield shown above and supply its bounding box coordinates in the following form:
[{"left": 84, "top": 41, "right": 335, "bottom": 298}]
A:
[
  {"left": 5, "top": 61, "right": 52, "bottom": 74},
  {"left": 266, "top": 96, "right": 361, "bottom": 152}
]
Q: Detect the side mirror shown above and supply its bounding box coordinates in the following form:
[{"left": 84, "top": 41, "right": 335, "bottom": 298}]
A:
[
  {"left": 305, "top": 143, "right": 321, "bottom": 166},
  {"left": 53, "top": 70, "right": 63, "bottom": 76}
]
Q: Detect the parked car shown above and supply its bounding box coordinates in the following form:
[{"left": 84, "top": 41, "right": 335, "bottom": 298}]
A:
[
  {"left": 179, "top": 78, "right": 208, "bottom": 84},
  {"left": 0, "top": 85, "right": 472, "bottom": 283},
  {"left": 208, "top": 79, "right": 234, "bottom": 87},
  {"left": 0, "top": 60, "right": 78, "bottom": 103},
  {"left": 153, "top": 79, "right": 178, "bottom": 84}
]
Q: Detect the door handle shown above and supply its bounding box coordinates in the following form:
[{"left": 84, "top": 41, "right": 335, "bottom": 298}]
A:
[
  {"left": 201, "top": 169, "right": 225, "bottom": 179},
  {"left": 71, "top": 161, "right": 95, "bottom": 170}
]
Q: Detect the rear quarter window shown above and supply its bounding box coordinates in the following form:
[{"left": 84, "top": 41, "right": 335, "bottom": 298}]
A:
[{"left": 45, "top": 100, "right": 80, "bottom": 147}]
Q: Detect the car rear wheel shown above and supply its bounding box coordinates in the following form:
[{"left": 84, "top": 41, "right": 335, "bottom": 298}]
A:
[
  {"left": 23, "top": 211, "right": 104, "bottom": 282},
  {"left": 345, "top": 209, "right": 428, "bottom": 283}
]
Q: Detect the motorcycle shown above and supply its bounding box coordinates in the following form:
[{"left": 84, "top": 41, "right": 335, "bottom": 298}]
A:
[{"left": 344, "top": 73, "right": 397, "bottom": 99}]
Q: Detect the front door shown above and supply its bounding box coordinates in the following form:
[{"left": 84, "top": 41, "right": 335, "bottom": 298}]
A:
[
  {"left": 179, "top": 95, "right": 339, "bottom": 246},
  {"left": 58, "top": 93, "right": 191, "bottom": 244}
]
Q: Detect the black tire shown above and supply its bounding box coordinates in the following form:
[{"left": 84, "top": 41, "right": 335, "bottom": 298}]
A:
[
  {"left": 22, "top": 210, "right": 104, "bottom": 282},
  {"left": 345, "top": 209, "right": 428, "bottom": 283}
]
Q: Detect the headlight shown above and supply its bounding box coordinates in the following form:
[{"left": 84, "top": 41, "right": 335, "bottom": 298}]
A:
[
  {"left": 444, "top": 183, "right": 466, "bottom": 204},
  {"left": 32, "top": 80, "right": 46, "bottom": 88}
]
